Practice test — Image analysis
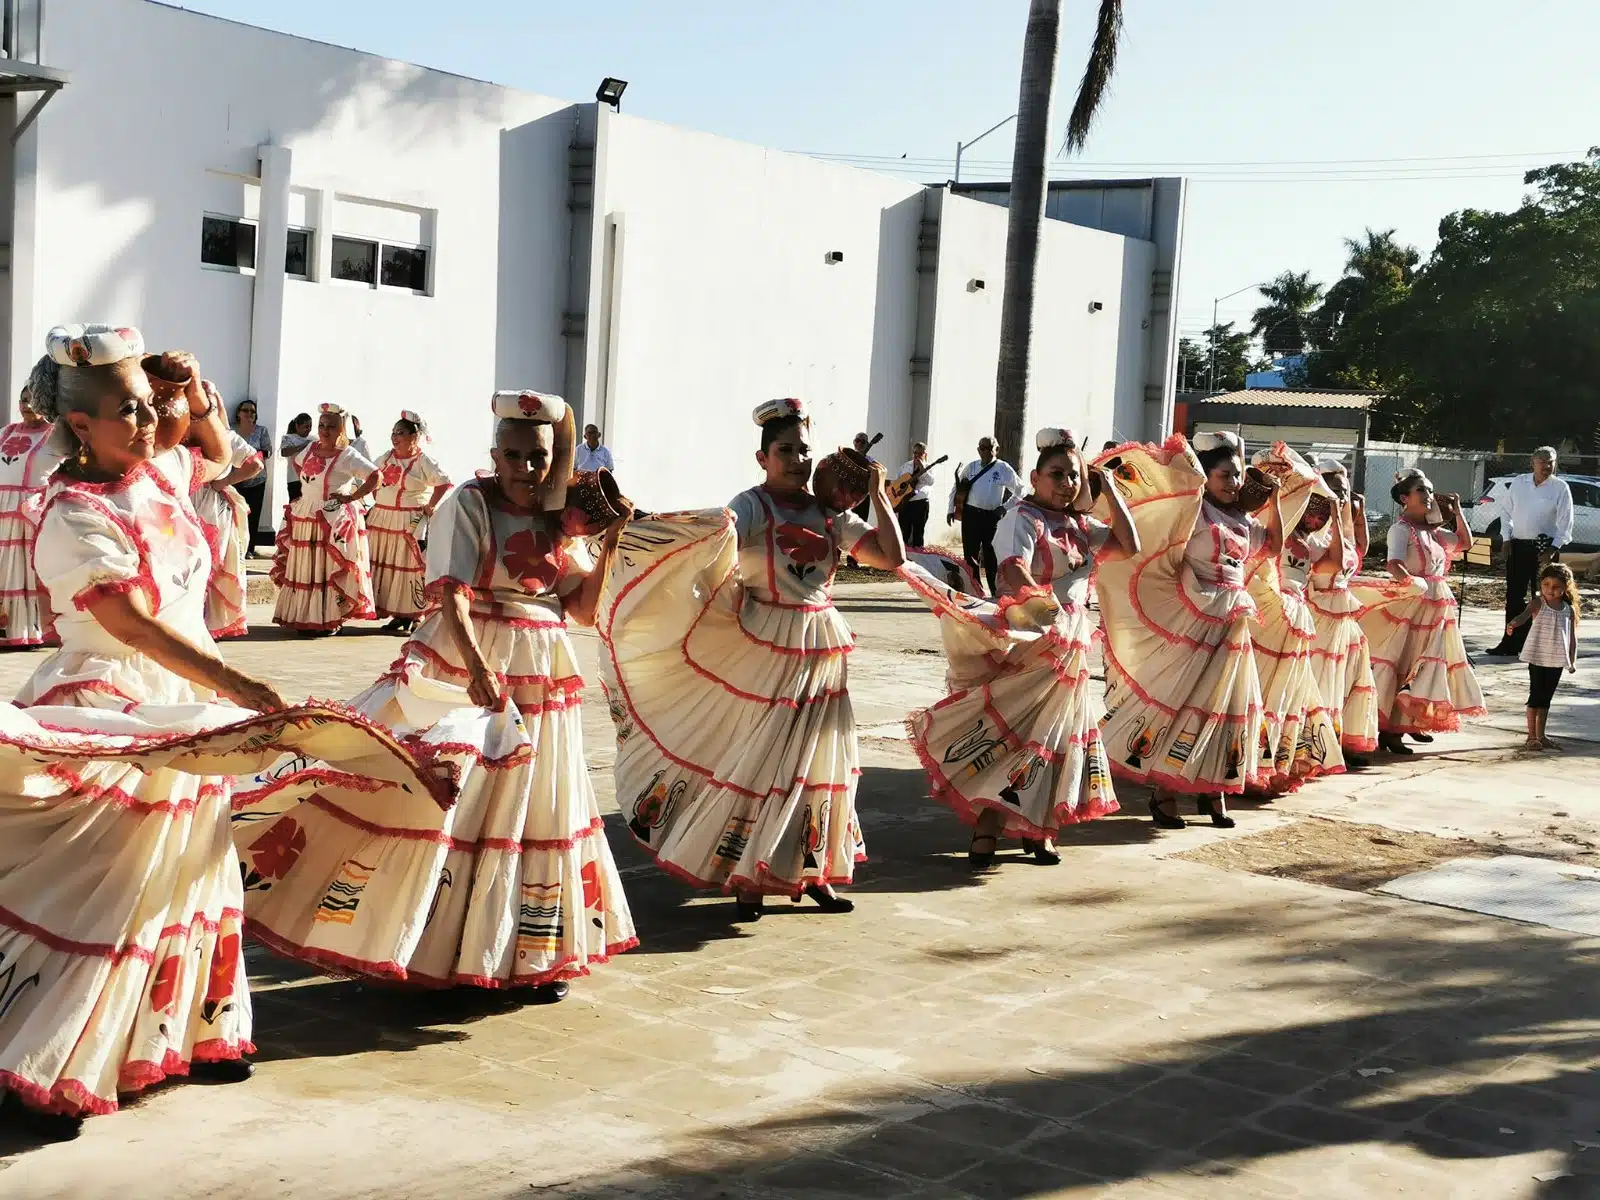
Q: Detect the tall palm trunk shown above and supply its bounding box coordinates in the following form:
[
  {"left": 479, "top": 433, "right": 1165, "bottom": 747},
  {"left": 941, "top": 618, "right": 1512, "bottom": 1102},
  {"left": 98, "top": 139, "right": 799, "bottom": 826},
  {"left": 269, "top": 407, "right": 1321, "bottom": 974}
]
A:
[
  {"left": 993, "top": 0, "right": 1061, "bottom": 469},
  {"left": 994, "top": 0, "right": 1124, "bottom": 467}
]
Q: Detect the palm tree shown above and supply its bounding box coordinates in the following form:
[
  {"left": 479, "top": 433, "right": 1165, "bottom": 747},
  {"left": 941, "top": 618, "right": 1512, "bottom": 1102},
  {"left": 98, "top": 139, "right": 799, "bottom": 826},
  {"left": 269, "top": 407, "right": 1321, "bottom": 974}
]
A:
[
  {"left": 993, "top": 0, "right": 1124, "bottom": 468},
  {"left": 1250, "top": 270, "right": 1325, "bottom": 357}
]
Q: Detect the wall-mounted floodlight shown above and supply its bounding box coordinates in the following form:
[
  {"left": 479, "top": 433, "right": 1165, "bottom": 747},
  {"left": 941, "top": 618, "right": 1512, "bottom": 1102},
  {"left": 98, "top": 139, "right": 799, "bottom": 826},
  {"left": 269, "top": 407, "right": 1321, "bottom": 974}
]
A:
[{"left": 596, "top": 78, "right": 628, "bottom": 110}]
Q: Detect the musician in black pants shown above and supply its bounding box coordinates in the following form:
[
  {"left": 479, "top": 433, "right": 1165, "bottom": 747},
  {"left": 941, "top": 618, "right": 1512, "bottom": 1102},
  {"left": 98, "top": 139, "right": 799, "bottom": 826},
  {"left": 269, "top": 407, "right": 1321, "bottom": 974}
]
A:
[
  {"left": 895, "top": 442, "right": 933, "bottom": 547},
  {"left": 948, "top": 437, "right": 1022, "bottom": 596}
]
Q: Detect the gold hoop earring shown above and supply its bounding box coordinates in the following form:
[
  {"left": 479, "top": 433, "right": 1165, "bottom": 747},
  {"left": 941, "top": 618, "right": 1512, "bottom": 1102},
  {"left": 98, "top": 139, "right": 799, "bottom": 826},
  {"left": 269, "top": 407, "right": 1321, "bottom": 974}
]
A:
[{"left": 74, "top": 441, "right": 89, "bottom": 469}]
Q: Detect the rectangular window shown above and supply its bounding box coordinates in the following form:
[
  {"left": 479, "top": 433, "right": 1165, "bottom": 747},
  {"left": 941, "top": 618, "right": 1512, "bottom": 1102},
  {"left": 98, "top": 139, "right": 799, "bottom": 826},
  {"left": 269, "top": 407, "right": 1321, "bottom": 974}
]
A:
[
  {"left": 201, "top": 215, "right": 256, "bottom": 271},
  {"left": 285, "top": 228, "right": 311, "bottom": 278},
  {"left": 331, "top": 236, "right": 377, "bottom": 285},
  {"left": 380, "top": 244, "right": 429, "bottom": 292}
]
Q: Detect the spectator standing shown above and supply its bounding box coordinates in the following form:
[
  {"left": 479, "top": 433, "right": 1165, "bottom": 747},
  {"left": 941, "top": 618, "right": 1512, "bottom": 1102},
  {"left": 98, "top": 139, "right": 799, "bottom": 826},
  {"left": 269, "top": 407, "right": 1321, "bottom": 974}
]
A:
[
  {"left": 1488, "top": 446, "right": 1574, "bottom": 657},
  {"left": 846, "top": 431, "right": 879, "bottom": 567},
  {"left": 349, "top": 414, "right": 372, "bottom": 461},
  {"left": 948, "top": 436, "right": 1022, "bottom": 596},
  {"left": 896, "top": 441, "right": 934, "bottom": 548},
  {"left": 281, "top": 412, "right": 313, "bottom": 502},
  {"left": 576, "top": 424, "right": 616, "bottom": 473},
  {"left": 232, "top": 399, "right": 272, "bottom": 552}
]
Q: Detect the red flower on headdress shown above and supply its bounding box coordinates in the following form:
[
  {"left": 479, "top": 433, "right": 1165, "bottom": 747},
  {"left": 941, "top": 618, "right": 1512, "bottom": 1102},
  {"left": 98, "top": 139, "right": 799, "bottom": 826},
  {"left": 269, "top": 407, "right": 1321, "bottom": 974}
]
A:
[
  {"left": 517, "top": 394, "right": 545, "bottom": 417},
  {"left": 502, "top": 528, "right": 565, "bottom": 592},
  {"left": 250, "top": 818, "right": 308, "bottom": 881},
  {"left": 379, "top": 462, "right": 404, "bottom": 488},
  {"left": 774, "top": 523, "right": 830, "bottom": 566},
  {"left": 68, "top": 338, "right": 91, "bottom": 364}
]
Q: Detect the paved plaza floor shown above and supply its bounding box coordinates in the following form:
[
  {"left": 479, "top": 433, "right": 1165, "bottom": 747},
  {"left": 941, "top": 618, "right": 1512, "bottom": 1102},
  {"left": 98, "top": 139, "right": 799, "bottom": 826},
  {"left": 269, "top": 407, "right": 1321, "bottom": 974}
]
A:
[{"left": 1, "top": 586, "right": 1597, "bottom": 1199}]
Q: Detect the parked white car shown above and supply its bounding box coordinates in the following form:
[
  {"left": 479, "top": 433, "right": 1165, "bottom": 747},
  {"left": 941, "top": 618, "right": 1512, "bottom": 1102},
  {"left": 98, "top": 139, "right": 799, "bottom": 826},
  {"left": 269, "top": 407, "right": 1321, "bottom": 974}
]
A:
[{"left": 1469, "top": 474, "right": 1600, "bottom": 548}]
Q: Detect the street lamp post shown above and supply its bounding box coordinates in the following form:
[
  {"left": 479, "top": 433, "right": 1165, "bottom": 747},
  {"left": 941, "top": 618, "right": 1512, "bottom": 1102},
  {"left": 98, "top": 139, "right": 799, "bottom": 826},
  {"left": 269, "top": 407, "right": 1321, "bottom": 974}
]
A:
[
  {"left": 1208, "top": 283, "right": 1263, "bottom": 393},
  {"left": 954, "top": 113, "right": 1019, "bottom": 186}
]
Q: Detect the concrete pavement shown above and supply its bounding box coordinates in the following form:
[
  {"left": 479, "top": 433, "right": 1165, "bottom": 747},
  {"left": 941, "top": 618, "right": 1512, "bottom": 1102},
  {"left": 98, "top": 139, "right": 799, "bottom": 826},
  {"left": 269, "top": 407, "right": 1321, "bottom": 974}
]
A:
[{"left": 0, "top": 589, "right": 1596, "bottom": 1199}]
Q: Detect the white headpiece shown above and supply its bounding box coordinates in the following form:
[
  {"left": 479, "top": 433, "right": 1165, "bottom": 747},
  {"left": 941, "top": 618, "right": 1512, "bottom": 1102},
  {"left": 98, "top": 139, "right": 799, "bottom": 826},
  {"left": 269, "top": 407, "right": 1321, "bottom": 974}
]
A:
[
  {"left": 492, "top": 390, "right": 567, "bottom": 423},
  {"left": 753, "top": 397, "right": 807, "bottom": 426},
  {"left": 1192, "top": 431, "right": 1243, "bottom": 454},
  {"left": 46, "top": 324, "right": 144, "bottom": 367},
  {"left": 1035, "top": 427, "right": 1078, "bottom": 451},
  {"left": 1314, "top": 455, "right": 1347, "bottom": 475},
  {"left": 318, "top": 402, "right": 346, "bottom": 418},
  {"left": 399, "top": 408, "right": 429, "bottom": 440}
]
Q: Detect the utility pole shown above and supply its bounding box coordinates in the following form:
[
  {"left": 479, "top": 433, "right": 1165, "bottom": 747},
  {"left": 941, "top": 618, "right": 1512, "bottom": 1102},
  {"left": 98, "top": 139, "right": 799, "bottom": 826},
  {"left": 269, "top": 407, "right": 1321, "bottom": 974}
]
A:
[
  {"left": 953, "top": 113, "right": 1018, "bottom": 186},
  {"left": 1208, "top": 283, "right": 1262, "bottom": 393}
]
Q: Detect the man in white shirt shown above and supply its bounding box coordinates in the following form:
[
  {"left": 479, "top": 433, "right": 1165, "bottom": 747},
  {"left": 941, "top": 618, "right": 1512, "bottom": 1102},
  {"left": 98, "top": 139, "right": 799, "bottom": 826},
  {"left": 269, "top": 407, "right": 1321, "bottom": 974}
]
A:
[
  {"left": 576, "top": 424, "right": 616, "bottom": 474},
  {"left": 895, "top": 441, "right": 935, "bottom": 548},
  {"left": 349, "top": 414, "right": 372, "bottom": 461},
  {"left": 948, "top": 436, "right": 1023, "bottom": 596},
  {"left": 1489, "top": 445, "right": 1574, "bottom": 656}
]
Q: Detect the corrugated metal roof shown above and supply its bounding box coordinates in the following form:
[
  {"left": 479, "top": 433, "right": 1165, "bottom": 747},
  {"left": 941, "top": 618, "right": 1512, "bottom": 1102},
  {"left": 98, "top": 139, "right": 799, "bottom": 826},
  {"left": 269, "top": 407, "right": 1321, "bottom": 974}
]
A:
[{"left": 1196, "top": 390, "right": 1376, "bottom": 410}]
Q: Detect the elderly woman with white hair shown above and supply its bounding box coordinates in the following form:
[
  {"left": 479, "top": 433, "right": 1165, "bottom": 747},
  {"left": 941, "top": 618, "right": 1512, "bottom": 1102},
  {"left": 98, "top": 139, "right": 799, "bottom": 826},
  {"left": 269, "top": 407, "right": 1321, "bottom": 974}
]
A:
[
  {"left": 235, "top": 391, "right": 636, "bottom": 1001},
  {"left": 1356, "top": 469, "right": 1485, "bottom": 754},
  {"left": 1095, "top": 431, "right": 1281, "bottom": 828},
  {"left": 901, "top": 427, "right": 1139, "bottom": 867},
  {"left": 1289, "top": 456, "right": 1379, "bottom": 766},
  {"left": 0, "top": 326, "right": 445, "bottom": 1136},
  {"left": 270, "top": 401, "right": 379, "bottom": 634}
]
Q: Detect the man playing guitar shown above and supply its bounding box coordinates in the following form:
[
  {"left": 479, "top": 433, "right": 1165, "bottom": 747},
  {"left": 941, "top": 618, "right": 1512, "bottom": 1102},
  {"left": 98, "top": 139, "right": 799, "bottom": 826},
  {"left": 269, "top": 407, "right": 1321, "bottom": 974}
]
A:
[{"left": 891, "top": 442, "right": 944, "bottom": 548}]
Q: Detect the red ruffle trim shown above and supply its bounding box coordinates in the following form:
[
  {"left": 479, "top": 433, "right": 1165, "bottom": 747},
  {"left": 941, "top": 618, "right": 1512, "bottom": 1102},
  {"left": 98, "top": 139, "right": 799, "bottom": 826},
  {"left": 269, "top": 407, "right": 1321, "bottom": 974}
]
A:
[{"left": 0, "top": 1039, "right": 255, "bottom": 1118}]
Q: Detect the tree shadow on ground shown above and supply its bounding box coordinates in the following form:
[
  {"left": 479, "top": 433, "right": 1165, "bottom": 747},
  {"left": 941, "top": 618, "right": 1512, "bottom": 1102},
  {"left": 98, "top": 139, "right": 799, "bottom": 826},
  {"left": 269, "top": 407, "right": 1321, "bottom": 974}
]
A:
[{"left": 490, "top": 898, "right": 1600, "bottom": 1200}]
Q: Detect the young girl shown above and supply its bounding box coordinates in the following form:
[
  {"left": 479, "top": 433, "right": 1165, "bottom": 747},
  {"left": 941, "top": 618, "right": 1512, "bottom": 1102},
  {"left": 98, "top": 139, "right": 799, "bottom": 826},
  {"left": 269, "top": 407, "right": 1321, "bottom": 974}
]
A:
[
  {"left": 365, "top": 411, "right": 451, "bottom": 634},
  {"left": 1506, "top": 562, "right": 1579, "bottom": 751},
  {"left": 599, "top": 398, "right": 905, "bottom": 919},
  {"left": 901, "top": 427, "right": 1138, "bottom": 866}
]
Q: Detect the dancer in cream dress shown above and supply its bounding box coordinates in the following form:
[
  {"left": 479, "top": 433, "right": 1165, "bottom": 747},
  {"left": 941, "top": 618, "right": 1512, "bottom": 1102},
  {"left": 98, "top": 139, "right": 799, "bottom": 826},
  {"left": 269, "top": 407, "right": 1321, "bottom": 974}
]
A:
[
  {"left": 190, "top": 426, "right": 263, "bottom": 638},
  {"left": 1355, "top": 469, "right": 1485, "bottom": 754},
  {"left": 599, "top": 398, "right": 906, "bottom": 919},
  {"left": 236, "top": 391, "right": 634, "bottom": 1000},
  {"left": 366, "top": 410, "right": 451, "bottom": 634},
  {"left": 0, "top": 385, "right": 63, "bottom": 646},
  {"left": 270, "top": 402, "right": 377, "bottom": 633},
  {"left": 0, "top": 326, "right": 441, "bottom": 1138},
  {"left": 902, "top": 428, "right": 1138, "bottom": 867},
  {"left": 1095, "top": 433, "right": 1280, "bottom": 829},
  {"left": 1296, "top": 457, "right": 1378, "bottom": 765},
  {"left": 1244, "top": 445, "right": 1344, "bottom": 794}
]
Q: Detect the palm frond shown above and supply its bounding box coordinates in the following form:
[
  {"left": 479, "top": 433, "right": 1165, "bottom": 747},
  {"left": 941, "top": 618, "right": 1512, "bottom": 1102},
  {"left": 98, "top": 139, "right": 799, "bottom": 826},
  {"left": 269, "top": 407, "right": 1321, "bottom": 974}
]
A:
[{"left": 1063, "top": 0, "right": 1124, "bottom": 154}]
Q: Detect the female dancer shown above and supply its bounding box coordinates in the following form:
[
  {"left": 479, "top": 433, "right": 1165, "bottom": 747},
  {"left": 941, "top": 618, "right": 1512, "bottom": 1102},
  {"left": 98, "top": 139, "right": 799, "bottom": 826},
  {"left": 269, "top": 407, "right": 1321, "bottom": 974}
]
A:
[
  {"left": 270, "top": 402, "right": 378, "bottom": 634},
  {"left": 1295, "top": 457, "right": 1378, "bottom": 766},
  {"left": 1244, "top": 445, "right": 1344, "bottom": 793},
  {"left": 366, "top": 411, "right": 452, "bottom": 634},
  {"left": 1357, "top": 469, "right": 1485, "bottom": 753},
  {"left": 236, "top": 391, "right": 635, "bottom": 999},
  {"left": 0, "top": 326, "right": 442, "bottom": 1136},
  {"left": 902, "top": 428, "right": 1137, "bottom": 866},
  {"left": 0, "top": 384, "right": 63, "bottom": 646},
  {"left": 599, "top": 398, "right": 905, "bottom": 919},
  {"left": 1096, "top": 432, "right": 1280, "bottom": 829},
  {"left": 190, "top": 425, "right": 263, "bottom": 638}
]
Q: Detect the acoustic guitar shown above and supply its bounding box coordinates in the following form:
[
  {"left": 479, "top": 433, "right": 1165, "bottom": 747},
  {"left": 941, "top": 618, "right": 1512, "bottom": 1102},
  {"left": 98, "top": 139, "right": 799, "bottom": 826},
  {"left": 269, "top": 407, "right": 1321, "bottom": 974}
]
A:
[{"left": 887, "top": 455, "right": 949, "bottom": 510}]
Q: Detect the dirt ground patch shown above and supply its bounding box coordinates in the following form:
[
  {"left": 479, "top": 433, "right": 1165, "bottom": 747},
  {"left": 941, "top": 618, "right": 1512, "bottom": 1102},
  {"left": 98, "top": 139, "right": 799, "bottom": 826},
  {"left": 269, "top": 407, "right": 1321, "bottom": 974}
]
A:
[{"left": 1176, "top": 817, "right": 1488, "bottom": 893}]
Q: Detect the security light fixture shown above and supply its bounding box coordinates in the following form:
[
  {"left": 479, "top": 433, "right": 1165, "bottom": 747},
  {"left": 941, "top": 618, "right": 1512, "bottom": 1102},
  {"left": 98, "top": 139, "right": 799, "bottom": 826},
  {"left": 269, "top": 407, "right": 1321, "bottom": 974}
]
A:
[
  {"left": 824, "top": 250, "right": 845, "bottom": 265},
  {"left": 1088, "top": 301, "right": 1104, "bottom": 313},
  {"left": 968, "top": 278, "right": 986, "bottom": 292},
  {"left": 596, "top": 77, "right": 628, "bottom": 110}
]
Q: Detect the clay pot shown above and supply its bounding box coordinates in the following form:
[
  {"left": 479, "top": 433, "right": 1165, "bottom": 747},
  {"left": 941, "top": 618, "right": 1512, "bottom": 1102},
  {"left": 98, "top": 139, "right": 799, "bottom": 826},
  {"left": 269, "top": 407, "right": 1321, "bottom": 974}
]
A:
[
  {"left": 813, "top": 446, "right": 875, "bottom": 512},
  {"left": 1304, "top": 493, "right": 1333, "bottom": 524},
  {"left": 142, "top": 354, "right": 193, "bottom": 451},
  {"left": 1236, "top": 465, "right": 1277, "bottom": 513},
  {"left": 561, "top": 468, "right": 633, "bottom": 537}
]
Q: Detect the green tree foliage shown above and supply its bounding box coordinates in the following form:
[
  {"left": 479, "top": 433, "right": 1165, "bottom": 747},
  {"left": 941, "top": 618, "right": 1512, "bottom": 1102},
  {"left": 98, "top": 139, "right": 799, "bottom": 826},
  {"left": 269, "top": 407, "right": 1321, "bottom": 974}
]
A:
[
  {"left": 1178, "top": 323, "right": 1257, "bottom": 392},
  {"left": 1250, "top": 271, "right": 1325, "bottom": 355},
  {"left": 1361, "top": 150, "right": 1600, "bottom": 445},
  {"left": 1303, "top": 228, "right": 1420, "bottom": 391}
]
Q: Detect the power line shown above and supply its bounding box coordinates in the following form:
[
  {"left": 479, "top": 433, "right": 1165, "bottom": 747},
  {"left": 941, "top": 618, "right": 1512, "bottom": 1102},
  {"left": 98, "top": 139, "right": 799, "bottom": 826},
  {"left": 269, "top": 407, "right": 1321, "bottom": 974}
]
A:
[{"left": 798, "top": 149, "right": 1584, "bottom": 169}]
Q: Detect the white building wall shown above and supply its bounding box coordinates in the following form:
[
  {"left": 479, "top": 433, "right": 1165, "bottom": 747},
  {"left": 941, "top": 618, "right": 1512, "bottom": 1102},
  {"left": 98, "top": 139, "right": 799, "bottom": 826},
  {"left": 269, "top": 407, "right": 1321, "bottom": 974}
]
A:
[
  {"left": 593, "top": 115, "right": 926, "bottom": 511},
  {"left": 29, "top": 0, "right": 570, "bottom": 496},
  {"left": 924, "top": 192, "right": 1153, "bottom": 498}
]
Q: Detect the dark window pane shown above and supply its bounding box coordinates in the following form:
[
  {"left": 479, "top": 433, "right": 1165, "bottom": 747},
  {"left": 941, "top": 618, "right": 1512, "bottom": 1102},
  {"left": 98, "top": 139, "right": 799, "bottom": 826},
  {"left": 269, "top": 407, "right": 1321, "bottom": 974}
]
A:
[
  {"left": 331, "top": 236, "right": 377, "bottom": 284},
  {"left": 285, "top": 228, "right": 311, "bottom": 277},
  {"left": 201, "top": 216, "right": 256, "bottom": 270},
  {"left": 381, "top": 244, "right": 429, "bottom": 292}
]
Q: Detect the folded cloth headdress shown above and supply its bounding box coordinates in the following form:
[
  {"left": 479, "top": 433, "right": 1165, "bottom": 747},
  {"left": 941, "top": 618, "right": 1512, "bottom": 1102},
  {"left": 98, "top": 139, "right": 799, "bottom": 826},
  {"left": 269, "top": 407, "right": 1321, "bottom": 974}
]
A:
[
  {"left": 1035, "top": 427, "right": 1096, "bottom": 512},
  {"left": 752, "top": 398, "right": 807, "bottom": 426},
  {"left": 398, "top": 408, "right": 429, "bottom": 440},
  {"left": 318, "top": 402, "right": 346, "bottom": 418},
  {"left": 1035, "top": 427, "right": 1078, "bottom": 451},
  {"left": 492, "top": 390, "right": 567, "bottom": 423},
  {"left": 46, "top": 323, "right": 145, "bottom": 368},
  {"left": 1192, "top": 430, "right": 1243, "bottom": 455},
  {"left": 1314, "top": 455, "right": 1347, "bottom": 475}
]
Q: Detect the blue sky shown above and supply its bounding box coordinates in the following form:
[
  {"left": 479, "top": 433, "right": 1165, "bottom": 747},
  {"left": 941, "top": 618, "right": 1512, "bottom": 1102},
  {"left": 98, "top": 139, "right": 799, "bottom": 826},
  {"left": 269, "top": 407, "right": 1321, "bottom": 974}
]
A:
[{"left": 178, "top": 0, "right": 1600, "bottom": 344}]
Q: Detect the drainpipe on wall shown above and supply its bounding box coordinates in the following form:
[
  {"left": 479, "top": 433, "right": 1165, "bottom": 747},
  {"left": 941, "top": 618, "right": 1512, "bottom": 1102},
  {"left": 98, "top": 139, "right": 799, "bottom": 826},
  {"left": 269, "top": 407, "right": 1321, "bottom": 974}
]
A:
[{"left": 248, "top": 144, "right": 291, "bottom": 520}]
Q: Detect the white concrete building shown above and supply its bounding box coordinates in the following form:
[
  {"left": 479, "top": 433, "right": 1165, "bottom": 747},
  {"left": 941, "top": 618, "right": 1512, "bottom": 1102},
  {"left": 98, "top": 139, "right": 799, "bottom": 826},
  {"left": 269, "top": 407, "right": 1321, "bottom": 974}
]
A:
[{"left": 1, "top": 0, "right": 1186, "bottom": 515}]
